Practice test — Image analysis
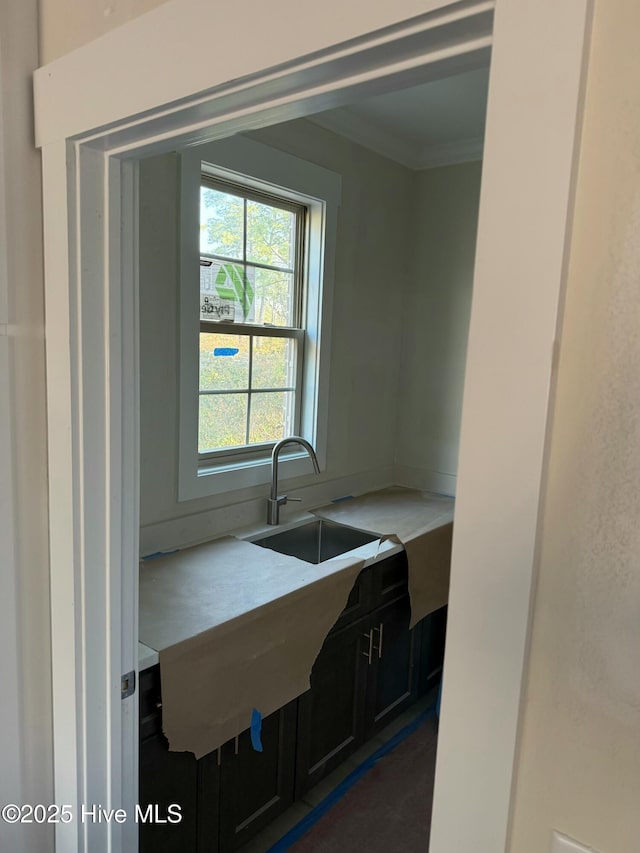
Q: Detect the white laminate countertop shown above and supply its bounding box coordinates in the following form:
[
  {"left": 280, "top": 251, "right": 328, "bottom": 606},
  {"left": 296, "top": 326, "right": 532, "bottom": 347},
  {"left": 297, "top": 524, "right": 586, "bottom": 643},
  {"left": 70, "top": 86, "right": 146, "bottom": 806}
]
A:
[{"left": 137, "top": 487, "right": 453, "bottom": 671}]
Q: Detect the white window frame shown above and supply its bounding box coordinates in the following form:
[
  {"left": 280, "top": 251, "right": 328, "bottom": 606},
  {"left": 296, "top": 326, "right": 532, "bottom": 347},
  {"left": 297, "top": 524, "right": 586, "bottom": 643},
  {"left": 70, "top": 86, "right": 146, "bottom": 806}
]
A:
[{"left": 178, "top": 137, "right": 341, "bottom": 499}]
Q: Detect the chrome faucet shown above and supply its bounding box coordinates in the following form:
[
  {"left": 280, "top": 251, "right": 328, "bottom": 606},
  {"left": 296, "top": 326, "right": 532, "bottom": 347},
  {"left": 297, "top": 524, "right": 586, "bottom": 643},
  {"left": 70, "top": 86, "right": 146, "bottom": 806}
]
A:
[{"left": 267, "top": 436, "right": 320, "bottom": 525}]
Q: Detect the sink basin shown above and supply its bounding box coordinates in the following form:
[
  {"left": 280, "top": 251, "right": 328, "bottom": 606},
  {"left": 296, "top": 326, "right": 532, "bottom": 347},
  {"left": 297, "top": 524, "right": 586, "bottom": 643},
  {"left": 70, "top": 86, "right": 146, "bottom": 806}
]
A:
[{"left": 253, "top": 519, "right": 378, "bottom": 564}]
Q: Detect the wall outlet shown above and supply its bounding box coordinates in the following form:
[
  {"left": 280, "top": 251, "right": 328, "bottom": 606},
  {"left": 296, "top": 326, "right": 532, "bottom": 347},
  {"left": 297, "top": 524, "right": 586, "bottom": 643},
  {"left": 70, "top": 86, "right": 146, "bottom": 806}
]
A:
[{"left": 551, "top": 830, "right": 598, "bottom": 853}]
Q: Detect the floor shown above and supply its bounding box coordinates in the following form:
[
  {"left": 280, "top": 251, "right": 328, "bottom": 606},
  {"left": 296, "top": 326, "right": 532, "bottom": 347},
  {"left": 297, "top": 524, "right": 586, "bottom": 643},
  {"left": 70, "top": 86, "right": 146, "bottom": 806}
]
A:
[{"left": 238, "top": 692, "right": 438, "bottom": 853}]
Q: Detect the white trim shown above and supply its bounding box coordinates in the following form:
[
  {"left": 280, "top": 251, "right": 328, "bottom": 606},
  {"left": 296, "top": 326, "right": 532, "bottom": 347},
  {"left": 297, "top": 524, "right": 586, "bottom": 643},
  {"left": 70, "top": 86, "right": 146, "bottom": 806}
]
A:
[
  {"left": 309, "top": 109, "right": 484, "bottom": 169},
  {"left": 430, "top": 1, "right": 592, "bottom": 851},
  {"left": 177, "top": 136, "right": 341, "bottom": 500},
  {"left": 33, "top": 1, "right": 592, "bottom": 850},
  {"left": 34, "top": 0, "right": 494, "bottom": 146},
  {"left": 415, "top": 135, "right": 484, "bottom": 168}
]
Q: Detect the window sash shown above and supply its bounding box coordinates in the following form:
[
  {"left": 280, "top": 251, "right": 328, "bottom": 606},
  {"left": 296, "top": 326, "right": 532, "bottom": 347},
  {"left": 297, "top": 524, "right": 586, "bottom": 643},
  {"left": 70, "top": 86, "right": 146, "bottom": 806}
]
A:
[
  {"left": 198, "top": 324, "right": 304, "bottom": 459},
  {"left": 200, "top": 175, "right": 306, "bottom": 328}
]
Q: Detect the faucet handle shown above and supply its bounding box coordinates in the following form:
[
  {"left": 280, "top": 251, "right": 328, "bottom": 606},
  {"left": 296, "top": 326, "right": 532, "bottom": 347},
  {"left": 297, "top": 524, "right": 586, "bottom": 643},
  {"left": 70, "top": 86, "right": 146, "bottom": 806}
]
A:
[{"left": 287, "top": 497, "right": 302, "bottom": 503}]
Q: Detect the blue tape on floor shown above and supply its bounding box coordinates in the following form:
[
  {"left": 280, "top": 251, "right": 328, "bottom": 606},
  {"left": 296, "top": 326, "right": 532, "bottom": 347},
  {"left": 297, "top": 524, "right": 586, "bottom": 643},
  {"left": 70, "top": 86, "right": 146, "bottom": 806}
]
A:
[
  {"left": 267, "top": 704, "right": 437, "bottom": 852},
  {"left": 250, "top": 708, "right": 263, "bottom": 752}
]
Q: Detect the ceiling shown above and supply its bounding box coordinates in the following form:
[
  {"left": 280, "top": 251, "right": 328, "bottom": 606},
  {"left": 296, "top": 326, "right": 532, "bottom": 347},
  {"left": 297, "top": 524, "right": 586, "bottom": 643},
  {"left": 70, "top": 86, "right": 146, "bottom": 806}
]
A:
[{"left": 309, "top": 66, "right": 490, "bottom": 171}]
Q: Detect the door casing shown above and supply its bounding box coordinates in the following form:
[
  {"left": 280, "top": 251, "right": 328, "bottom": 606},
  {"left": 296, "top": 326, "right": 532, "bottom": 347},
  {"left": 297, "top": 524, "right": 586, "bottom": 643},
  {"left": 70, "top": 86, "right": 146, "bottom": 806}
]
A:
[{"left": 34, "top": 0, "right": 592, "bottom": 850}]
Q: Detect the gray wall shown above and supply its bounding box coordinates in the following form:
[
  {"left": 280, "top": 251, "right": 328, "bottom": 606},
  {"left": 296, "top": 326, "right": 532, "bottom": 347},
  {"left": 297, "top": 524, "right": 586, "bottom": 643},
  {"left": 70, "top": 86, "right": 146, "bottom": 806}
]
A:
[
  {"left": 0, "top": 2, "right": 54, "bottom": 852},
  {"left": 396, "top": 161, "right": 482, "bottom": 495},
  {"left": 139, "top": 120, "right": 416, "bottom": 551}
]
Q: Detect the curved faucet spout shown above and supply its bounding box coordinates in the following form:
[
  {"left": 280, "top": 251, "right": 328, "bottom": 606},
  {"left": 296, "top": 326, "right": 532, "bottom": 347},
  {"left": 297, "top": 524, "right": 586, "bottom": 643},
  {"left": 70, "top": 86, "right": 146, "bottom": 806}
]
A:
[{"left": 267, "top": 436, "right": 320, "bottom": 524}]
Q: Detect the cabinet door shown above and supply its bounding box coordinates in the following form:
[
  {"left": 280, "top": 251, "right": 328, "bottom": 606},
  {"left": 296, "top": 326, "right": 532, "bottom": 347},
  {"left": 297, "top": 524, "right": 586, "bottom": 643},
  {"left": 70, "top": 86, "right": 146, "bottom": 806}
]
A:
[
  {"left": 328, "top": 565, "right": 374, "bottom": 635},
  {"left": 365, "top": 594, "right": 419, "bottom": 738},
  {"left": 418, "top": 605, "right": 448, "bottom": 696},
  {"left": 295, "top": 615, "right": 370, "bottom": 797},
  {"left": 139, "top": 733, "right": 199, "bottom": 853},
  {"left": 197, "top": 750, "right": 221, "bottom": 853},
  {"left": 218, "top": 701, "right": 296, "bottom": 852}
]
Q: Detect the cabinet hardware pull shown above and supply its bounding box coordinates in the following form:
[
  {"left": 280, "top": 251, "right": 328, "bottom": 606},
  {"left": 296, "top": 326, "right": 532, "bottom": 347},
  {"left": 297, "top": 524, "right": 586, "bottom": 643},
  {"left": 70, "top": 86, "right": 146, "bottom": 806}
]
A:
[
  {"left": 377, "top": 623, "right": 384, "bottom": 659},
  {"left": 155, "top": 700, "right": 162, "bottom": 710},
  {"left": 234, "top": 735, "right": 239, "bottom": 756},
  {"left": 362, "top": 629, "right": 373, "bottom": 664},
  {"left": 217, "top": 748, "right": 221, "bottom": 766}
]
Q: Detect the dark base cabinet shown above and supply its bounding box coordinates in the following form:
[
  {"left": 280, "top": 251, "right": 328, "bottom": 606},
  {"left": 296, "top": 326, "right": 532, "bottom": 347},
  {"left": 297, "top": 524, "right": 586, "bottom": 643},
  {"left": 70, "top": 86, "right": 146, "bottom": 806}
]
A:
[
  {"left": 139, "top": 734, "right": 200, "bottom": 853},
  {"left": 295, "top": 616, "right": 370, "bottom": 796},
  {"left": 295, "top": 553, "right": 423, "bottom": 797},
  {"left": 139, "top": 551, "right": 448, "bottom": 853},
  {"left": 219, "top": 702, "right": 296, "bottom": 851},
  {"left": 418, "top": 604, "right": 448, "bottom": 697}
]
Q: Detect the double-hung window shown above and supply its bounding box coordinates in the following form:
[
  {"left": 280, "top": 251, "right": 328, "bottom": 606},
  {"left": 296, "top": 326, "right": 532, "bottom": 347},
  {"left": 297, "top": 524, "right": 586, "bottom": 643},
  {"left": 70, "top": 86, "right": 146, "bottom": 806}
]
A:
[
  {"left": 199, "top": 177, "right": 306, "bottom": 458},
  {"left": 178, "top": 136, "right": 340, "bottom": 501}
]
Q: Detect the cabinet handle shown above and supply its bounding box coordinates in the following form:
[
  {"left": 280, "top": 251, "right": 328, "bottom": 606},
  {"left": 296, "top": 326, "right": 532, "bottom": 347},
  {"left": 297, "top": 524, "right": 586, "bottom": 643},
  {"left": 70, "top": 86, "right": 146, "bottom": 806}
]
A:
[
  {"left": 217, "top": 748, "right": 221, "bottom": 766},
  {"left": 376, "top": 622, "right": 384, "bottom": 659},
  {"left": 362, "top": 629, "right": 373, "bottom": 664},
  {"left": 234, "top": 735, "right": 239, "bottom": 756}
]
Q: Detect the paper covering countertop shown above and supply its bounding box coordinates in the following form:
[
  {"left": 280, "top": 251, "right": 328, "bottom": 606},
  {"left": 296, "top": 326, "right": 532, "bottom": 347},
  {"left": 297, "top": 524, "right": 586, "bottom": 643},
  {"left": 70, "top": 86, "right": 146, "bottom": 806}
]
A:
[
  {"left": 139, "top": 536, "right": 365, "bottom": 758},
  {"left": 313, "top": 486, "right": 454, "bottom": 628},
  {"left": 139, "top": 487, "right": 454, "bottom": 758}
]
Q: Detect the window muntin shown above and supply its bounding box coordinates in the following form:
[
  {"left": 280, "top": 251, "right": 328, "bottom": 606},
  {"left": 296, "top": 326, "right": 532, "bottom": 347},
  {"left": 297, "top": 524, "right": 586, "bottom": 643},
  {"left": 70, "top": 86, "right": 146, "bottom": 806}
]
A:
[{"left": 198, "top": 177, "right": 306, "bottom": 456}]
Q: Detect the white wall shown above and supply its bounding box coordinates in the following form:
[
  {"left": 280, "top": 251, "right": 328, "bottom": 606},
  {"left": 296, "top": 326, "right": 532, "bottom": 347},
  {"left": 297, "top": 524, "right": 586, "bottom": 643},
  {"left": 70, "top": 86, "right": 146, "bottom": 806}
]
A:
[
  {"left": 396, "top": 161, "right": 482, "bottom": 495},
  {"left": 509, "top": 1, "right": 640, "bottom": 850},
  {"left": 139, "top": 120, "right": 415, "bottom": 552},
  {"left": 0, "top": 2, "right": 53, "bottom": 852},
  {"left": 39, "top": 0, "right": 171, "bottom": 63}
]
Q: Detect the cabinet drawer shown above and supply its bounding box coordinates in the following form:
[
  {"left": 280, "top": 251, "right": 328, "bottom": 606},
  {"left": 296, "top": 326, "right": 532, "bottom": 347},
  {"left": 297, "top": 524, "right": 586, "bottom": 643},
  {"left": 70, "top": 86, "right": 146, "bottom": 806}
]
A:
[
  {"left": 328, "top": 564, "right": 374, "bottom": 634},
  {"left": 370, "top": 550, "right": 408, "bottom": 606}
]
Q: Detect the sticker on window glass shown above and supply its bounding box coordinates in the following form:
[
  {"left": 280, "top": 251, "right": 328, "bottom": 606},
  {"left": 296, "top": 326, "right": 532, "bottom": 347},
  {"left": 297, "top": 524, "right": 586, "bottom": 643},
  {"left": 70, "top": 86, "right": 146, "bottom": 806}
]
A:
[{"left": 200, "top": 259, "right": 255, "bottom": 322}]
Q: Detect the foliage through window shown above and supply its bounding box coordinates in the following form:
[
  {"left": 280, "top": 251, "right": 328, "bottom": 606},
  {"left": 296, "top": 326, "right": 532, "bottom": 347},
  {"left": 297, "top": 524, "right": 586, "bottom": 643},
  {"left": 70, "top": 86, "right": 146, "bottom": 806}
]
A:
[{"left": 199, "top": 176, "right": 306, "bottom": 455}]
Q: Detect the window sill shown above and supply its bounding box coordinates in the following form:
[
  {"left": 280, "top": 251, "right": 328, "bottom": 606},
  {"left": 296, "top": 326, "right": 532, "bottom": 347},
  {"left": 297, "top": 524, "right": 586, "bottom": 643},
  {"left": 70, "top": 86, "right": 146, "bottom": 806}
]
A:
[{"left": 179, "top": 449, "right": 324, "bottom": 501}]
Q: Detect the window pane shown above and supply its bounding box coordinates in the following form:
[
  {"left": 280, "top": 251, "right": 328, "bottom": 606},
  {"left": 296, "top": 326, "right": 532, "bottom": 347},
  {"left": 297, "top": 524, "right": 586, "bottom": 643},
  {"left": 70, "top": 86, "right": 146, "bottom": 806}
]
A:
[
  {"left": 246, "top": 200, "right": 295, "bottom": 269},
  {"left": 248, "top": 392, "right": 294, "bottom": 444},
  {"left": 200, "top": 333, "right": 249, "bottom": 391},
  {"left": 251, "top": 267, "right": 295, "bottom": 327},
  {"left": 200, "top": 186, "right": 243, "bottom": 258},
  {"left": 199, "top": 394, "right": 248, "bottom": 452},
  {"left": 200, "top": 261, "right": 256, "bottom": 322},
  {"left": 251, "top": 337, "right": 295, "bottom": 389}
]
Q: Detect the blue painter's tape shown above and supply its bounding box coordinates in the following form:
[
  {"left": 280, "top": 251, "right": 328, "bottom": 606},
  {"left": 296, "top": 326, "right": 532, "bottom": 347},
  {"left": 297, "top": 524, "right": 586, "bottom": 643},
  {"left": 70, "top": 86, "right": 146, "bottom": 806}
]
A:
[
  {"left": 142, "top": 549, "right": 179, "bottom": 560},
  {"left": 331, "top": 495, "right": 354, "bottom": 503},
  {"left": 266, "top": 705, "right": 438, "bottom": 851},
  {"left": 250, "top": 709, "right": 263, "bottom": 753},
  {"left": 213, "top": 347, "right": 239, "bottom": 356}
]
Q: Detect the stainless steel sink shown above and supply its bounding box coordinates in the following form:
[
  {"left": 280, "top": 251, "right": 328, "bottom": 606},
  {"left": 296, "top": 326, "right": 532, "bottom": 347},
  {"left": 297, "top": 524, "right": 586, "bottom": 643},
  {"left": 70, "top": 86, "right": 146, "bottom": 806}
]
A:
[{"left": 252, "top": 519, "right": 378, "bottom": 564}]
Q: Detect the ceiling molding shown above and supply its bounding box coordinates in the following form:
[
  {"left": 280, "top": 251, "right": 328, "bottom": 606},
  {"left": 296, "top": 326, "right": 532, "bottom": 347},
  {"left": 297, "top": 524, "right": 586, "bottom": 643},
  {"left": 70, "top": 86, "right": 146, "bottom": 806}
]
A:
[
  {"left": 308, "top": 112, "right": 483, "bottom": 170},
  {"left": 414, "top": 135, "right": 484, "bottom": 169}
]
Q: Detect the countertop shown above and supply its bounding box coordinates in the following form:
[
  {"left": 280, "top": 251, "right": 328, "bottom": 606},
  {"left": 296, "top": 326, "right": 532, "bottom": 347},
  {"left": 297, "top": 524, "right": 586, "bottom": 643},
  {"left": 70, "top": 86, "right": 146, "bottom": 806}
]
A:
[{"left": 138, "top": 487, "right": 454, "bottom": 671}]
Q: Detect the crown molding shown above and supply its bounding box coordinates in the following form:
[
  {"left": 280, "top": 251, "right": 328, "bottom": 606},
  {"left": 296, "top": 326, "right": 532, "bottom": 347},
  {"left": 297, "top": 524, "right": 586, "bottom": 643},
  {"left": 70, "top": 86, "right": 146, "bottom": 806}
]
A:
[{"left": 308, "top": 112, "right": 483, "bottom": 170}]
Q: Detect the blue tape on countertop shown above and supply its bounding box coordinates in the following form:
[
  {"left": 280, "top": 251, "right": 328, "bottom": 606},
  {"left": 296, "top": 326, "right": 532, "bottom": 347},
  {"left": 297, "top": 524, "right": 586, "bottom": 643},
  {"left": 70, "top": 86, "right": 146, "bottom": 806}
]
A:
[
  {"left": 142, "top": 549, "right": 179, "bottom": 561},
  {"left": 331, "top": 495, "right": 354, "bottom": 503},
  {"left": 266, "top": 705, "right": 437, "bottom": 852},
  {"left": 213, "top": 347, "right": 239, "bottom": 356},
  {"left": 250, "top": 709, "right": 263, "bottom": 753}
]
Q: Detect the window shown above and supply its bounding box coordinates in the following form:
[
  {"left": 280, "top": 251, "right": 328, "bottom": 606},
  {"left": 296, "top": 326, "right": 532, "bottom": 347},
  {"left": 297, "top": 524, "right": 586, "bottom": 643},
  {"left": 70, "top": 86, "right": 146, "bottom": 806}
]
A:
[
  {"left": 178, "top": 136, "right": 341, "bottom": 500},
  {"left": 198, "top": 177, "right": 306, "bottom": 458}
]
